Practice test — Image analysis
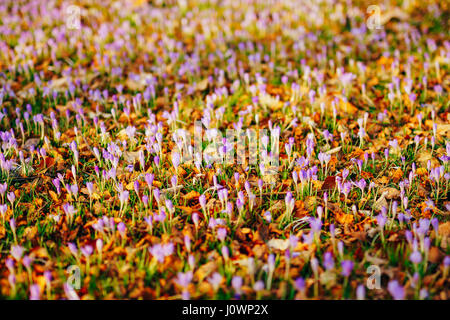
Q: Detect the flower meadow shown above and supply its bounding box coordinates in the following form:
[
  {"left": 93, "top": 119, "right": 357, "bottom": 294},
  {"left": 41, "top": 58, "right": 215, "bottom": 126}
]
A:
[{"left": 0, "top": 0, "right": 449, "bottom": 301}]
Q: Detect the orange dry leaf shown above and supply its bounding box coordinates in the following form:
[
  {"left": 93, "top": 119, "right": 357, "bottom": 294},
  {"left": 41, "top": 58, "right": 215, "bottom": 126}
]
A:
[
  {"left": 347, "top": 148, "right": 364, "bottom": 161},
  {"left": 391, "top": 168, "right": 403, "bottom": 182},
  {"left": 416, "top": 168, "right": 428, "bottom": 176},
  {"left": 49, "top": 190, "right": 59, "bottom": 202},
  {"left": 183, "top": 190, "right": 200, "bottom": 201},
  {"left": 175, "top": 206, "right": 193, "bottom": 214},
  {"left": 336, "top": 211, "right": 354, "bottom": 225},
  {"left": 328, "top": 156, "right": 338, "bottom": 172}
]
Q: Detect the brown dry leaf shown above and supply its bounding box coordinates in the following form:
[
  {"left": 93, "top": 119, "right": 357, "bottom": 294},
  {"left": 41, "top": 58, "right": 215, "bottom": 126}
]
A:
[
  {"left": 380, "top": 187, "right": 400, "bottom": 199},
  {"left": 304, "top": 196, "right": 316, "bottom": 211},
  {"left": 347, "top": 148, "right": 364, "bottom": 160},
  {"left": 49, "top": 190, "right": 59, "bottom": 202},
  {"left": 194, "top": 261, "right": 217, "bottom": 282},
  {"left": 123, "top": 151, "right": 141, "bottom": 163},
  {"left": 196, "top": 78, "right": 208, "bottom": 91},
  {"left": 126, "top": 181, "right": 135, "bottom": 191},
  {"left": 350, "top": 231, "right": 367, "bottom": 241},
  {"left": 24, "top": 226, "right": 38, "bottom": 240},
  {"left": 311, "top": 180, "right": 323, "bottom": 189},
  {"left": 183, "top": 190, "right": 200, "bottom": 201},
  {"left": 417, "top": 151, "right": 438, "bottom": 168},
  {"left": 153, "top": 180, "right": 162, "bottom": 188},
  {"left": 373, "top": 195, "right": 388, "bottom": 211},
  {"left": 321, "top": 176, "right": 336, "bottom": 191},
  {"left": 336, "top": 212, "right": 354, "bottom": 225},
  {"left": 267, "top": 238, "right": 289, "bottom": 250},
  {"left": 339, "top": 99, "right": 358, "bottom": 113},
  {"left": 390, "top": 168, "right": 403, "bottom": 182},
  {"left": 438, "top": 222, "right": 450, "bottom": 237},
  {"left": 436, "top": 124, "right": 450, "bottom": 136},
  {"left": 269, "top": 200, "right": 283, "bottom": 212},
  {"left": 328, "top": 156, "right": 338, "bottom": 172},
  {"left": 364, "top": 251, "right": 388, "bottom": 265},
  {"left": 23, "top": 138, "right": 40, "bottom": 151},
  {"left": 360, "top": 171, "right": 374, "bottom": 179},
  {"left": 175, "top": 206, "right": 193, "bottom": 214},
  {"left": 428, "top": 247, "right": 442, "bottom": 264},
  {"left": 416, "top": 167, "right": 428, "bottom": 176},
  {"left": 377, "top": 176, "right": 390, "bottom": 184}
]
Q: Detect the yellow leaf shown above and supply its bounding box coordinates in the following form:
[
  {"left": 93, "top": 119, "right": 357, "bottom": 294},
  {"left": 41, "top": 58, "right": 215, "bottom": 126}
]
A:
[
  {"left": 183, "top": 190, "right": 200, "bottom": 201},
  {"left": 49, "top": 190, "right": 59, "bottom": 202}
]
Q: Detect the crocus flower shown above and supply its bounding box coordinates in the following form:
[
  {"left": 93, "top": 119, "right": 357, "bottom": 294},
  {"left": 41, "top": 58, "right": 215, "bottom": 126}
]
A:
[
  {"left": 409, "top": 251, "right": 422, "bottom": 264},
  {"left": 254, "top": 280, "right": 264, "bottom": 292},
  {"left": 208, "top": 272, "right": 223, "bottom": 291},
  {"left": 0, "top": 204, "right": 7, "bottom": 220},
  {"left": 117, "top": 222, "right": 126, "bottom": 238},
  {"left": 64, "top": 283, "right": 80, "bottom": 300},
  {"left": 9, "top": 218, "right": 16, "bottom": 233},
  {"left": 356, "top": 284, "right": 365, "bottom": 300},
  {"left": 376, "top": 213, "right": 387, "bottom": 230},
  {"left": 7, "top": 192, "right": 15, "bottom": 206},
  {"left": 86, "top": 182, "right": 94, "bottom": 196},
  {"left": 5, "top": 258, "right": 14, "bottom": 272},
  {"left": 263, "top": 211, "right": 271, "bottom": 223},
  {"left": 294, "top": 277, "right": 305, "bottom": 292},
  {"left": 217, "top": 228, "right": 227, "bottom": 242},
  {"left": 323, "top": 252, "right": 334, "bottom": 270},
  {"left": 232, "top": 276, "right": 243, "bottom": 296},
  {"left": 175, "top": 271, "right": 193, "bottom": 290},
  {"left": 341, "top": 260, "right": 354, "bottom": 277},
  {"left": 29, "top": 284, "right": 41, "bottom": 300},
  {"left": 221, "top": 246, "right": 229, "bottom": 260},
  {"left": 11, "top": 245, "right": 24, "bottom": 261},
  {"left": 444, "top": 256, "right": 450, "bottom": 268},
  {"left": 172, "top": 152, "right": 180, "bottom": 171},
  {"left": 81, "top": 245, "right": 93, "bottom": 257},
  {"left": 388, "top": 280, "right": 405, "bottom": 300}
]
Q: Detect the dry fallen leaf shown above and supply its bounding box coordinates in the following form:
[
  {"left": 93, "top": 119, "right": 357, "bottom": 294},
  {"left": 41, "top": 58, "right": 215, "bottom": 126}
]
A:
[{"left": 267, "top": 238, "right": 289, "bottom": 251}]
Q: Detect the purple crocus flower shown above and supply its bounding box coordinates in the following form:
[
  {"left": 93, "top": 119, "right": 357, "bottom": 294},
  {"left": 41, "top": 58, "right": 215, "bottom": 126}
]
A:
[
  {"left": 0, "top": 204, "right": 7, "bottom": 218},
  {"left": 221, "top": 246, "right": 229, "bottom": 260},
  {"left": 175, "top": 271, "right": 193, "bottom": 289},
  {"left": 199, "top": 194, "right": 206, "bottom": 210},
  {"left": 356, "top": 284, "right": 365, "bottom": 300},
  {"left": 309, "top": 217, "right": 322, "bottom": 236},
  {"left": 254, "top": 280, "right": 264, "bottom": 292},
  {"left": 11, "top": 245, "right": 24, "bottom": 261},
  {"left": 232, "top": 276, "right": 243, "bottom": 295},
  {"left": 117, "top": 222, "right": 126, "bottom": 237},
  {"left": 388, "top": 280, "right": 405, "bottom": 300},
  {"left": 263, "top": 211, "right": 271, "bottom": 223},
  {"left": 208, "top": 272, "right": 223, "bottom": 291},
  {"left": 68, "top": 243, "right": 78, "bottom": 257},
  {"left": 22, "top": 255, "right": 33, "bottom": 269},
  {"left": 9, "top": 218, "right": 16, "bottom": 232},
  {"left": 81, "top": 245, "right": 93, "bottom": 257},
  {"left": 341, "top": 260, "right": 354, "bottom": 277},
  {"left": 409, "top": 251, "right": 422, "bottom": 264},
  {"left": 86, "top": 182, "right": 94, "bottom": 195},
  {"left": 172, "top": 152, "right": 180, "bottom": 170},
  {"left": 29, "top": 284, "right": 41, "bottom": 300},
  {"left": 323, "top": 252, "right": 334, "bottom": 270},
  {"left": 294, "top": 277, "right": 305, "bottom": 291},
  {"left": 376, "top": 214, "right": 387, "bottom": 229},
  {"left": 443, "top": 256, "right": 450, "bottom": 268},
  {"left": 64, "top": 283, "right": 80, "bottom": 300},
  {"left": 217, "top": 228, "right": 227, "bottom": 242},
  {"left": 7, "top": 192, "right": 15, "bottom": 206}
]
